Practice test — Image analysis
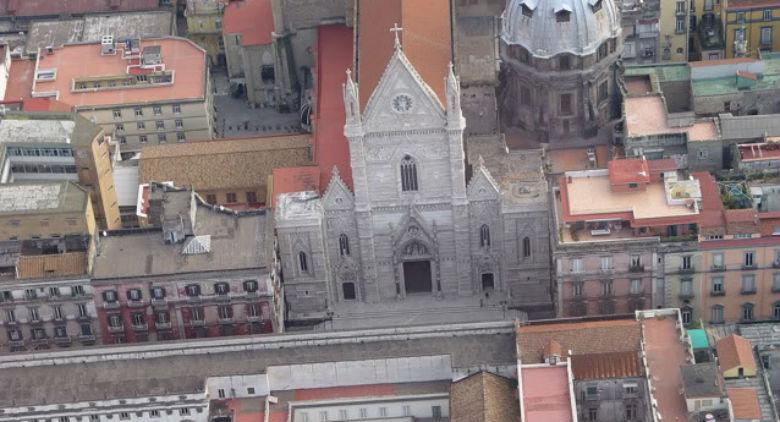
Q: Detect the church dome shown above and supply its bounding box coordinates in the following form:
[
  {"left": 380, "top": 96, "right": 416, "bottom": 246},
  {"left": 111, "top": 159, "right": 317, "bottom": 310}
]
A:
[{"left": 501, "top": 0, "right": 621, "bottom": 58}]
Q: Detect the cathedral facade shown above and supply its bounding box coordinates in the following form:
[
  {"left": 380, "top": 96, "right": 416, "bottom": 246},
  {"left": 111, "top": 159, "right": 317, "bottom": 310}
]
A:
[{"left": 275, "top": 42, "right": 551, "bottom": 320}]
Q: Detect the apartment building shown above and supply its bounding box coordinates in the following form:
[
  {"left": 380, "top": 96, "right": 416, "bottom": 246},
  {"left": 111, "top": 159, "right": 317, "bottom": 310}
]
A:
[
  {"left": 0, "top": 111, "right": 121, "bottom": 229},
  {"left": 24, "top": 36, "right": 213, "bottom": 155},
  {"left": 185, "top": 0, "right": 226, "bottom": 67},
  {"left": 724, "top": 0, "right": 780, "bottom": 58},
  {"left": 689, "top": 0, "right": 726, "bottom": 60},
  {"left": 0, "top": 181, "right": 100, "bottom": 353},
  {"left": 553, "top": 158, "right": 703, "bottom": 317},
  {"left": 91, "top": 184, "right": 280, "bottom": 345},
  {"left": 659, "top": 0, "right": 690, "bottom": 61},
  {"left": 139, "top": 134, "right": 312, "bottom": 208},
  {"left": 663, "top": 175, "right": 780, "bottom": 326}
]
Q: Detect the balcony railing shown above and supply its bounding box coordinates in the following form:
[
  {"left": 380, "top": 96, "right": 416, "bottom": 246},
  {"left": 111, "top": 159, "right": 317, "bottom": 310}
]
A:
[
  {"left": 155, "top": 321, "right": 172, "bottom": 330},
  {"left": 107, "top": 324, "right": 124, "bottom": 333},
  {"left": 678, "top": 266, "right": 695, "bottom": 273},
  {"left": 741, "top": 288, "right": 757, "bottom": 295},
  {"left": 190, "top": 319, "right": 205, "bottom": 327},
  {"left": 131, "top": 323, "right": 148, "bottom": 331},
  {"left": 104, "top": 302, "right": 120, "bottom": 310},
  {"left": 151, "top": 298, "right": 167, "bottom": 308},
  {"left": 218, "top": 317, "right": 234, "bottom": 324},
  {"left": 31, "top": 337, "right": 50, "bottom": 347},
  {"left": 629, "top": 265, "right": 645, "bottom": 273},
  {"left": 711, "top": 264, "right": 725, "bottom": 272},
  {"left": 78, "top": 334, "right": 96, "bottom": 342},
  {"left": 710, "top": 290, "right": 725, "bottom": 297},
  {"left": 127, "top": 300, "right": 145, "bottom": 308},
  {"left": 742, "top": 264, "right": 757, "bottom": 270},
  {"left": 678, "top": 291, "right": 695, "bottom": 300},
  {"left": 54, "top": 336, "right": 72, "bottom": 345}
]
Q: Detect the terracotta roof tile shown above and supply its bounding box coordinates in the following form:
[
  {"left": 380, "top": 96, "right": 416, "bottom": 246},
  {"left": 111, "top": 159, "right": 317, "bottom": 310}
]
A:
[
  {"left": 357, "top": 0, "right": 451, "bottom": 109},
  {"left": 271, "top": 166, "right": 320, "bottom": 207},
  {"left": 33, "top": 37, "right": 206, "bottom": 108},
  {"left": 517, "top": 318, "right": 642, "bottom": 370},
  {"left": 223, "top": 0, "right": 274, "bottom": 46},
  {"left": 451, "top": 371, "right": 520, "bottom": 422},
  {"left": 716, "top": 334, "right": 756, "bottom": 375},
  {"left": 570, "top": 351, "right": 643, "bottom": 379},
  {"left": 724, "top": 208, "right": 758, "bottom": 224},
  {"left": 608, "top": 158, "right": 650, "bottom": 186},
  {"left": 4, "top": 58, "right": 35, "bottom": 102},
  {"left": 16, "top": 252, "right": 88, "bottom": 279},
  {"left": 728, "top": 388, "right": 762, "bottom": 420},
  {"left": 139, "top": 134, "right": 312, "bottom": 202}
]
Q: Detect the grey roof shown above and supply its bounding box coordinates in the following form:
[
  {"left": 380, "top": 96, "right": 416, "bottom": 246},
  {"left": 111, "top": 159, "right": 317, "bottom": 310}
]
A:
[
  {"left": 0, "top": 331, "right": 515, "bottom": 407},
  {"left": 112, "top": 160, "right": 140, "bottom": 208},
  {"left": 718, "top": 113, "right": 780, "bottom": 141},
  {"left": 92, "top": 200, "right": 268, "bottom": 279},
  {"left": 502, "top": 0, "right": 621, "bottom": 58},
  {"left": 0, "top": 181, "right": 88, "bottom": 216},
  {"left": 25, "top": 11, "right": 173, "bottom": 54},
  {"left": 0, "top": 112, "right": 102, "bottom": 147},
  {"left": 681, "top": 363, "right": 725, "bottom": 398}
]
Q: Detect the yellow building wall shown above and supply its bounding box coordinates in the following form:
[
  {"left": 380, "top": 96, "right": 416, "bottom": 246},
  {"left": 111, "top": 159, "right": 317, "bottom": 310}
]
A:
[
  {"left": 660, "top": 0, "right": 690, "bottom": 61},
  {"left": 725, "top": 6, "right": 780, "bottom": 57},
  {"left": 723, "top": 364, "right": 757, "bottom": 378}
]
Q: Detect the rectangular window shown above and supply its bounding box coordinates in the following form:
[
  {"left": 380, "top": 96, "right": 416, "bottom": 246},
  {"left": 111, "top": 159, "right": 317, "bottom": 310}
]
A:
[
  {"left": 134, "top": 107, "right": 143, "bottom": 117},
  {"left": 598, "top": 81, "right": 608, "bottom": 102},
  {"left": 676, "top": 1, "right": 685, "bottom": 13},
  {"left": 676, "top": 16, "right": 685, "bottom": 33},
  {"left": 25, "top": 288, "right": 37, "bottom": 299},
  {"left": 737, "top": 12, "right": 746, "bottom": 23},
  {"left": 573, "top": 281, "right": 583, "bottom": 297},
  {"left": 742, "top": 274, "right": 756, "bottom": 293},
  {"left": 78, "top": 303, "right": 88, "bottom": 317},
  {"left": 762, "top": 26, "right": 773, "bottom": 46},
  {"left": 153, "top": 105, "right": 162, "bottom": 115},
  {"left": 630, "top": 279, "right": 642, "bottom": 294},
  {"left": 53, "top": 305, "right": 63, "bottom": 320},
  {"left": 137, "top": 121, "right": 146, "bottom": 130},
  {"left": 432, "top": 406, "right": 442, "bottom": 419},
  {"left": 600, "top": 256, "right": 613, "bottom": 270},
  {"left": 206, "top": 194, "right": 217, "bottom": 204},
  {"left": 175, "top": 118, "right": 183, "bottom": 128},
  {"left": 112, "top": 109, "right": 122, "bottom": 118},
  {"left": 6, "top": 309, "right": 15, "bottom": 322},
  {"left": 246, "top": 191, "right": 257, "bottom": 203},
  {"left": 157, "top": 133, "right": 167, "bottom": 143},
  {"left": 765, "top": 8, "right": 773, "bottom": 21},
  {"left": 218, "top": 388, "right": 226, "bottom": 398},
  {"left": 560, "top": 93, "right": 573, "bottom": 115},
  {"left": 713, "top": 252, "right": 724, "bottom": 269},
  {"left": 155, "top": 120, "right": 165, "bottom": 130},
  {"left": 177, "top": 132, "right": 186, "bottom": 142},
  {"left": 120, "top": 412, "right": 130, "bottom": 420},
  {"left": 682, "top": 255, "right": 692, "bottom": 270},
  {"left": 571, "top": 258, "right": 583, "bottom": 273},
  {"left": 179, "top": 408, "right": 190, "bottom": 416},
  {"left": 226, "top": 192, "right": 237, "bottom": 203},
  {"left": 712, "top": 276, "right": 724, "bottom": 294},
  {"left": 115, "top": 123, "right": 124, "bottom": 132},
  {"left": 601, "top": 280, "right": 613, "bottom": 296},
  {"left": 140, "top": 135, "right": 148, "bottom": 144},
  {"left": 680, "top": 278, "right": 692, "bottom": 296},
  {"left": 745, "top": 251, "right": 755, "bottom": 267},
  {"left": 172, "top": 104, "right": 182, "bottom": 114},
  {"left": 774, "top": 273, "right": 780, "bottom": 291}
]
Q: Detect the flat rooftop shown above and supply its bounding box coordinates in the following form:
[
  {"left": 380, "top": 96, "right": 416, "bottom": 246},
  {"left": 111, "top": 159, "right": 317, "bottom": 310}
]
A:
[
  {"left": 0, "top": 325, "right": 515, "bottom": 407},
  {"left": 624, "top": 95, "right": 717, "bottom": 141},
  {"left": 0, "top": 181, "right": 87, "bottom": 215},
  {"left": 562, "top": 173, "right": 699, "bottom": 221},
  {"left": 738, "top": 142, "right": 780, "bottom": 161},
  {"left": 33, "top": 37, "right": 206, "bottom": 108},
  {"left": 641, "top": 316, "right": 689, "bottom": 422},
  {"left": 520, "top": 365, "right": 574, "bottom": 422},
  {"left": 692, "top": 53, "right": 780, "bottom": 97}
]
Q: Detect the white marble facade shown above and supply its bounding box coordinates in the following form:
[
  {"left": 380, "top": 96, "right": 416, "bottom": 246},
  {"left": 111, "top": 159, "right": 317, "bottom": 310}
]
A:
[{"left": 276, "top": 43, "right": 551, "bottom": 319}]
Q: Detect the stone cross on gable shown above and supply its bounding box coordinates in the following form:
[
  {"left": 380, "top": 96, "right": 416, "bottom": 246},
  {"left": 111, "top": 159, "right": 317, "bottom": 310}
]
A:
[{"left": 390, "top": 23, "right": 403, "bottom": 49}]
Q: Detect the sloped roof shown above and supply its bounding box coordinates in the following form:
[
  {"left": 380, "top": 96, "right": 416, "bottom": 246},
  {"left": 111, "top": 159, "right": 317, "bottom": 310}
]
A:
[
  {"left": 517, "top": 318, "right": 642, "bottom": 375},
  {"left": 0, "top": 0, "right": 160, "bottom": 17},
  {"left": 681, "top": 363, "right": 724, "bottom": 398},
  {"left": 728, "top": 388, "right": 762, "bottom": 420},
  {"left": 139, "top": 134, "right": 311, "bottom": 195},
  {"left": 719, "top": 113, "right": 780, "bottom": 140},
  {"left": 223, "top": 0, "right": 274, "bottom": 46},
  {"left": 450, "top": 371, "right": 520, "bottom": 422},
  {"left": 716, "top": 334, "right": 756, "bottom": 374},
  {"left": 356, "top": 0, "right": 451, "bottom": 109}
]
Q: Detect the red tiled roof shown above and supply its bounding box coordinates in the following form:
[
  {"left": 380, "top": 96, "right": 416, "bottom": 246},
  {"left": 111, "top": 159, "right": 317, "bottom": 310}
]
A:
[
  {"left": 570, "top": 351, "right": 642, "bottom": 379},
  {"left": 294, "top": 384, "right": 396, "bottom": 401},
  {"left": 607, "top": 158, "right": 650, "bottom": 186},
  {"left": 271, "top": 166, "right": 320, "bottom": 207},
  {"left": 694, "top": 171, "right": 725, "bottom": 229},
  {"left": 647, "top": 158, "right": 677, "bottom": 173},
  {"left": 223, "top": 0, "right": 274, "bottom": 46},
  {"left": 357, "top": 0, "right": 451, "bottom": 109},
  {"left": 0, "top": 0, "right": 159, "bottom": 16},
  {"left": 313, "top": 25, "right": 353, "bottom": 190},
  {"left": 728, "top": 388, "right": 762, "bottom": 420},
  {"left": 4, "top": 58, "right": 35, "bottom": 102},
  {"left": 716, "top": 335, "right": 756, "bottom": 374}
]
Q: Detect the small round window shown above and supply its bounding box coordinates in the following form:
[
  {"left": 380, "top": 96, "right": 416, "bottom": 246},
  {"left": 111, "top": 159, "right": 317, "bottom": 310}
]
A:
[{"left": 392, "top": 94, "right": 413, "bottom": 113}]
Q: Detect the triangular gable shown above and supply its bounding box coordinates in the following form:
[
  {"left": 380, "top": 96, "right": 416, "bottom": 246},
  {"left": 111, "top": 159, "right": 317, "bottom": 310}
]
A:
[
  {"left": 467, "top": 157, "right": 501, "bottom": 201},
  {"left": 322, "top": 166, "right": 354, "bottom": 211},
  {"left": 361, "top": 47, "right": 446, "bottom": 128}
]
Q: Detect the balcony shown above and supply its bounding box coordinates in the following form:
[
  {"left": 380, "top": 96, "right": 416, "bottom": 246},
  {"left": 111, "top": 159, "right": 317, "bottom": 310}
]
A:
[
  {"left": 155, "top": 321, "right": 172, "bottom": 330},
  {"left": 78, "top": 334, "right": 96, "bottom": 342},
  {"left": 127, "top": 299, "right": 145, "bottom": 308},
  {"left": 711, "top": 264, "right": 725, "bottom": 272},
  {"left": 710, "top": 290, "right": 726, "bottom": 297},
  {"left": 214, "top": 294, "right": 231, "bottom": 302},
  {"left": 107, "top": 324, "right": 124, "bottom": 333},
  {"left": 742, "top": 264, "right": 757, "bottom": 270},
  {"left": 151, "top": 298, "right": 167, "bottom": 308},
  {"left": 218, "top": 317, "right": 234, "bottom": 324},
  {"left": 190, "top": 319, "right": 205, "bottom": 327},
  {"left": 76, "top": 314, "right": 92, "bottom": 321},
  {"left": 54, "top": 335, "right": 71, "bottom": 346},
  {"left": 741, "top": 288, "right": 757, "bottom": 295},
  {"left": 131, "top": 323, "right": 149, "bottom": 331},
  {"left": 678, "top": 291, "right": 695, "bottom": 300},
  {"left": 678, "top": 266, "right": 695, "bottom": 274},
  {"left": 104, "top": 301, "right": 120, "bottom": 310},
  {"left": 31, "top": 337, "right": 50, "bottom": 347},
  {"left": 629, "top": 265, "right": 645, "bottom": 273}
]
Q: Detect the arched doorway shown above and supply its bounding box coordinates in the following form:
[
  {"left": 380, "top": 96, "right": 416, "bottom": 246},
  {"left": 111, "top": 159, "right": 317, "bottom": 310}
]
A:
[{"left": 400, "top": 241, "right": 434, "bottom": 294}]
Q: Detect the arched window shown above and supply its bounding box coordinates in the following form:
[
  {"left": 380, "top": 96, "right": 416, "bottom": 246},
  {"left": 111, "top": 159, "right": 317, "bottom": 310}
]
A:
[
  {"left": 681, "top": 306, "right": 693, "bottom": 325},
  {"left": 400, "top": 155, "right": 418, "bottom": 192},
  {"left": 711, "top": 305, "right": 724, "bottom": 324},
  {"left": 742, "top": 303, "right": 755, "bottom": 321},
  {"left": 298, "top": 252, "right": 308, "bottom": 273},
  {"left": 339, "top": 234, "right": 350, "bottom": 257},
  {"left": 773, "top": 301, "right": 780, "bottom": 320},
  {"left": 480, "top": 224, "right": 491, "bottom": 247},
  {"left": 522, "top": 237, "right": 531, "bottom": 258}
]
